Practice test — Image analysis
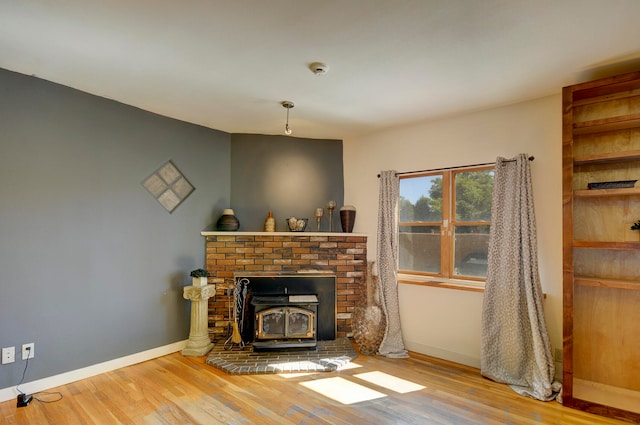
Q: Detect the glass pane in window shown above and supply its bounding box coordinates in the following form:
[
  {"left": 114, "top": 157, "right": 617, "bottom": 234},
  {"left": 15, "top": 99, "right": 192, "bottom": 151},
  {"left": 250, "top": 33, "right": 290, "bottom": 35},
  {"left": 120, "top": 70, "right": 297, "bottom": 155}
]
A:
[
  {"left": 399, "top": 225, "right": 441, "bottom": 273},
  {"left": 400, "top": 175, "right": 443, "bottom": 222},
  {"left": 453, "top": 225, "right": 490, "bottom": 278},
  {"left": 455, "top": 170, "right": 494, "bottom": 222}
]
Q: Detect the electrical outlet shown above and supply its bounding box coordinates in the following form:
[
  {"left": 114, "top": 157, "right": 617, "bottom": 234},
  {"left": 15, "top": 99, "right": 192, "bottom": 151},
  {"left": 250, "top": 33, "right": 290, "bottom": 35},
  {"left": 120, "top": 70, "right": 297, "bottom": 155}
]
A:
[
  {"left": 2, "top": 346, "right": 15, "bottom": 364},
  {"left": 554, "top": 348, "right": 562, "bottom": 363},
  {"left": 22, "top": 343, "right": 34, "bottom": 360}
]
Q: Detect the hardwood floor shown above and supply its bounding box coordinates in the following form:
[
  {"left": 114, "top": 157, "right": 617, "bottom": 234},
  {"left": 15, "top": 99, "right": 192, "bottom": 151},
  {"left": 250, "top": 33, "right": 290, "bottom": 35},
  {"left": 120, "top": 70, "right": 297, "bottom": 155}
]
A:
[{"left": 0, "top": 343, "right": 631, "bottom": 424}]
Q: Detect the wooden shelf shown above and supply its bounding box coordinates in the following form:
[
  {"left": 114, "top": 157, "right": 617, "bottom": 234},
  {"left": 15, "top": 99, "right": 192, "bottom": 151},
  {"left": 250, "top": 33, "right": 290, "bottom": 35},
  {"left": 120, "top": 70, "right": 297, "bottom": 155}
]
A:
[
  {"left": 574, "top": 379, "right": 640, "bottom": 415},
  {"left": 572, "top": 88, "right": 640, "bottom": 107},
  {"left": 575, "top": 276, "right": 640, "bottom": 291},
  {"left": 572, "top": 113, "right": 640, "bottom": 135},
  {"left": 574, "top": 187, "right": 640, "bottom": 197},
  {"left": 574, "top": 75, "right": 640, "bottom": 103},
  {"left": 573, "top": 240, "right": 640, "bottom": 250},
  {"left": 574, "top": 150, "right": 640, "bottom": 165}
]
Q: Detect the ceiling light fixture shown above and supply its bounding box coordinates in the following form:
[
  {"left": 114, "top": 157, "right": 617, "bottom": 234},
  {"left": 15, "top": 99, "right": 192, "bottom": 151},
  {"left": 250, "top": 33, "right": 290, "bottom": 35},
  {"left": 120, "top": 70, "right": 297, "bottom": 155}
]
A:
[
  {"left": 309, "top": 62, "right": 329, "bottom": 76},
  {"left": 282, "top": 101, "right": 294, "bottom": 135}
]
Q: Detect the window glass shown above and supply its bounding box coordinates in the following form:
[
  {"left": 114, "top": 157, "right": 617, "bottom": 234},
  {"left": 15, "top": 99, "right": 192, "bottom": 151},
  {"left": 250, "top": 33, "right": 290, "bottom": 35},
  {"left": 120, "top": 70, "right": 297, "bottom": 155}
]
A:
[
  {"left": 398, "top": 225, "right": 441, "bottom": 273},
  {"left": 399, "top": 175, "right": 442, "bottom": 223},
  {"left": 398, "top": 166, "right": 494, "bottom": 283},
  {"left": 455, "top": 170, "right": 494, "bottom": 222},
  {"left": 453, "top": 225, "right": 490, "bottom": 278}
]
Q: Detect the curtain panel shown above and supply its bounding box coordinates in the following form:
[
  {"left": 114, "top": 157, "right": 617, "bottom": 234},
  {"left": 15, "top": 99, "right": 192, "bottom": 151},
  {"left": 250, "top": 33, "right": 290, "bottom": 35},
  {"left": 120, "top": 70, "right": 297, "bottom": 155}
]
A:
[
  {"left": 376, "top": 170, "right": 409, "bottom": 358},
  {"left": 480, "top": 154, "right": 560, "bottom": 401}
]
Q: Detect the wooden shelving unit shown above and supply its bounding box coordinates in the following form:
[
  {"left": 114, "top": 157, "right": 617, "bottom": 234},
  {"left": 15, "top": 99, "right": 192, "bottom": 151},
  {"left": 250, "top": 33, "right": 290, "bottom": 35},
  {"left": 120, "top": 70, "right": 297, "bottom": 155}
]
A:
[{"left": 562, "top": 71, "right": 640, "bottom": 423}]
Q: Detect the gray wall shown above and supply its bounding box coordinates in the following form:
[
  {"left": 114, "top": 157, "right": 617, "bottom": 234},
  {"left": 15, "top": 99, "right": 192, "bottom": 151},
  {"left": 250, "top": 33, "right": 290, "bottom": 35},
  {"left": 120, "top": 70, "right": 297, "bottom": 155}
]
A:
[
  {"left": 230, "top": 134, "right": 344, "bottom": 232},
  {"left": 0, "top": 68, "right": 346, "bottom": 390},
  {"left": 0, "top": 68, "right": 231, "bottom": 389}
]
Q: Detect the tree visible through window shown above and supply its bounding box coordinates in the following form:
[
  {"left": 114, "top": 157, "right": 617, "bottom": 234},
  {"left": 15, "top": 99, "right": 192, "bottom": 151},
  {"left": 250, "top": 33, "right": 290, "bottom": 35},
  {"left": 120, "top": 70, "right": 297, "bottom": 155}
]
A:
[{"left": 398, "top": 166, "right": 494, "bottom": 283}]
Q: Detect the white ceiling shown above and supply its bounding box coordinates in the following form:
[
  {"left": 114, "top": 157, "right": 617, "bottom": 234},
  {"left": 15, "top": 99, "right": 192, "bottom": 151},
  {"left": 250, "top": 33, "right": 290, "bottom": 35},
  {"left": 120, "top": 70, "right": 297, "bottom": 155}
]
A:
[{"left": 2, "top": 1, "right": 640, "bottom": 140}]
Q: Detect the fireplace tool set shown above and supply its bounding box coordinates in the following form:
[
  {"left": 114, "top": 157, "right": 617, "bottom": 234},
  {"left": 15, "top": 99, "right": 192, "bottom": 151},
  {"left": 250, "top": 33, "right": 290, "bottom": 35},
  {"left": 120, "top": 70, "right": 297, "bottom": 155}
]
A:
[{"left": 224, "top": 278, "right": 248, "bottom": 350}]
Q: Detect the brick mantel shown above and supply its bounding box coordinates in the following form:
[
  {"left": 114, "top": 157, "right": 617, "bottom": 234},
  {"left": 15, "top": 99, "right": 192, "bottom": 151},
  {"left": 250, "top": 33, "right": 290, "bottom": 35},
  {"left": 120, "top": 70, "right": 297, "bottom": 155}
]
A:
[{"left": 201, "top": 232, "right": 367, "bottom": 341}]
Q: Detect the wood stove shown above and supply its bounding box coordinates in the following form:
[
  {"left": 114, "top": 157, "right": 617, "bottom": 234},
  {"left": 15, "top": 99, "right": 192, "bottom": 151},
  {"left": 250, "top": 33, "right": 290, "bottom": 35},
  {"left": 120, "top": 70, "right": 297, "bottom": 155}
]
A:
[
  {"left": 251, "top": 294, "right": 319, "bottom": 349},
  {"left": 233, "top": 274, "right": 336, "bottom": 350}
]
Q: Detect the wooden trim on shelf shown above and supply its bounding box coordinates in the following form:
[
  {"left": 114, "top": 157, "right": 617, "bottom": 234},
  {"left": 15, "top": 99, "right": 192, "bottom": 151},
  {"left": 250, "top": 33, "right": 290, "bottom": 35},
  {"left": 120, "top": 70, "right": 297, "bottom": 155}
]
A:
[
  {"left": 573, "top": 71, "right": 640, "bottom": 102},
  {"left": 574, "top": 187, "right": 640, "bottom": 197},
  {"left": 574, "top": 150, "right": 640, "bottom": 165},
  {"left": 572, "top": 113, "right": 640, "bottom": 135},
  {"left": 574, "top": 276, "right": 640, "bottom": 291},
  {"left": 573, "top": 378, "right": 640, "bottom": 419},
  {"left": 573, "top": 240, "right": 640, "bottom": 250},
  {"left": 572, "top": 88, "right": 640, "bottom": 107},
  {"left": 562, "top": 83, "right": 576, "bottom": 406}
]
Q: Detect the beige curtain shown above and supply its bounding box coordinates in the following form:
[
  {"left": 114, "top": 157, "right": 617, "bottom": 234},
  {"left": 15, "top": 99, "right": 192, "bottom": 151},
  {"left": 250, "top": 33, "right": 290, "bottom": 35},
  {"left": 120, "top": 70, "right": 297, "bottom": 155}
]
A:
[
  {"left": 376, "top": 170, "right": 408, "bottom": 358},
  {"left": 480, "top": 154, "right": 560, "bottom": 401}
]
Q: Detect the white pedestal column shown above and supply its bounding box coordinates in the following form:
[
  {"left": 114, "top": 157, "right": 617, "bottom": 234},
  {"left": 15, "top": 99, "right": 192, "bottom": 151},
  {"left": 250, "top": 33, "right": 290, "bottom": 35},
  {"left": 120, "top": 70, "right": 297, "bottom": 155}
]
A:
[{"left": 182, "top": 283, "right": 216, "bottom": 356}]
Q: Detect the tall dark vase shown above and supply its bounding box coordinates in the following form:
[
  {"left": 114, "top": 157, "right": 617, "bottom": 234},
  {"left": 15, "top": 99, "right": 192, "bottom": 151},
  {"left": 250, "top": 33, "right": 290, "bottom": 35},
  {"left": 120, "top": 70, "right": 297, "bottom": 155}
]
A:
[
  {"left": 340, "top": 205, "right": 356, "bottom": 233},
  {"left": 352, "top": 261, "right": 386, "bottom": 355}
]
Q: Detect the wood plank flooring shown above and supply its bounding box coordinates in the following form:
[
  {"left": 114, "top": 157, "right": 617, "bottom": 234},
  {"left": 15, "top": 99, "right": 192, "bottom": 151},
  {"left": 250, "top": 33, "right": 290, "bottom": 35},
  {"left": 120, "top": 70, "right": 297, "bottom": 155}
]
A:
[{"left": 0, "top": 344, "right": 632, "bottom": 424}]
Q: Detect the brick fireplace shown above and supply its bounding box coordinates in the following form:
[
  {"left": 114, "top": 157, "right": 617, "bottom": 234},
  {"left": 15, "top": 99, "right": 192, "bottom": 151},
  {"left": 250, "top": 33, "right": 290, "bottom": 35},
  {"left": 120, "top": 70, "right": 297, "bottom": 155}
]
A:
[{"left": 201, "top": 232, "right": 367, "bottom": 342}]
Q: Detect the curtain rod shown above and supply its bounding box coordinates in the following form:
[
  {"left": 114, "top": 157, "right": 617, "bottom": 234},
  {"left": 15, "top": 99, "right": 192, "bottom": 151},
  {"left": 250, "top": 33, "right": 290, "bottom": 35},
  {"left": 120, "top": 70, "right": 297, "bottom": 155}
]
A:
[{"left": 377, "top": 156, "right": 534, "bottom": 178}]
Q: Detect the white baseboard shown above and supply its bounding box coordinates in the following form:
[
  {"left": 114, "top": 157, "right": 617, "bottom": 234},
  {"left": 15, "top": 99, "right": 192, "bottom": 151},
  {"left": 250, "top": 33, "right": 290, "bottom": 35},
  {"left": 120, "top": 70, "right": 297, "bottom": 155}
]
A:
[
  {"left": 405, "top": 341, "right": 481, "bottom": 369},
  {"left": 405, "top": 342, "right": 563, "bottom": 382},
  {"left": 0, "top": 340, "right": 187, "bottom": 403}
]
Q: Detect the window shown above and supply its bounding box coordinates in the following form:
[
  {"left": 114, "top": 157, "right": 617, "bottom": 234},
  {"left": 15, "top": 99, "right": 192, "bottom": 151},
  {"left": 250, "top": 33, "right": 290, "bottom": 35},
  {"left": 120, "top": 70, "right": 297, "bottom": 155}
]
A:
[{"left": 398, "top": 165, "right": 494, "bottom": 284}]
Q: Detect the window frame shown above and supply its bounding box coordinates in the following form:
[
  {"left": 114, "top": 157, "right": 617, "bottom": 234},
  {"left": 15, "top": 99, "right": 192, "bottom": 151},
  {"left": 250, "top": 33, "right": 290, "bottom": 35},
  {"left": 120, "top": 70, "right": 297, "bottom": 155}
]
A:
[{"left": 397, "top": 164, "right": 494, "bottom": 289}]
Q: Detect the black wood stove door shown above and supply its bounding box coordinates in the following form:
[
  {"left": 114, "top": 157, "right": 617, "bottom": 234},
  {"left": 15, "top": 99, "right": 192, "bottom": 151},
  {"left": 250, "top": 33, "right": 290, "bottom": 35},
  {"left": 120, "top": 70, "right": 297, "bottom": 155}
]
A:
[{"left": 235, "top": 275, "right": 336, "bottom": 343}]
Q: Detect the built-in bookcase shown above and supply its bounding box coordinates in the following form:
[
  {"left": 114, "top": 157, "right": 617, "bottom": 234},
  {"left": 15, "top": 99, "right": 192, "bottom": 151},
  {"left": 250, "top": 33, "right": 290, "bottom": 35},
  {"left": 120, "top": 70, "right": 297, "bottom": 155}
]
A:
[{"left": 562, "top": 71, "right": 640, "bottom": 423}]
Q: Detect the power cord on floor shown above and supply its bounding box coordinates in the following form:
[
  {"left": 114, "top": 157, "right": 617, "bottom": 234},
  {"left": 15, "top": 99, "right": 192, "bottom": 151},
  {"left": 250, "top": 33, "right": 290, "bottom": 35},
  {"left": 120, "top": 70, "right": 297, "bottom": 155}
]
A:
[{"left": 15, "top": 347, "right": 63, "bottom": 407}]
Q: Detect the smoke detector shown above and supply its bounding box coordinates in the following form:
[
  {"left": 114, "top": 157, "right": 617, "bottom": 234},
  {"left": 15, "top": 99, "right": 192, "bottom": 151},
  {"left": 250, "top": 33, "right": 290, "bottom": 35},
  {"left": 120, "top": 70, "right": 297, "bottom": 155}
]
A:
[{"left": 309, "top": 62, "right": 329, "bottom": 75}]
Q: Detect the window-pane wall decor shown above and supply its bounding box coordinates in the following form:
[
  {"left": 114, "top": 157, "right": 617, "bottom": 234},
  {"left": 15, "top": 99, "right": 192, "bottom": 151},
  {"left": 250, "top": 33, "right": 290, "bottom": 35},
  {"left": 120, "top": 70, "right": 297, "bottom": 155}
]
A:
[{"left": 142, "top": 160, "right": 194, "bottom": 213}]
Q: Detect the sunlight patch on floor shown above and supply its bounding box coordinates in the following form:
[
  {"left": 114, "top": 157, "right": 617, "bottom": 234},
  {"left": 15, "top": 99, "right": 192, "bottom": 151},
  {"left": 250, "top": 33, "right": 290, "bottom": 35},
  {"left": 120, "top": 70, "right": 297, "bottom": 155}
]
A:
[
  {"left": 353, "top": 371, "right": 426, "bottom": 394},
  {"left": 300, "top": 377, "right": 387, "bottom": 404},
  {"left": 276, "top": 361, "right": 360, "bottom": 378}
]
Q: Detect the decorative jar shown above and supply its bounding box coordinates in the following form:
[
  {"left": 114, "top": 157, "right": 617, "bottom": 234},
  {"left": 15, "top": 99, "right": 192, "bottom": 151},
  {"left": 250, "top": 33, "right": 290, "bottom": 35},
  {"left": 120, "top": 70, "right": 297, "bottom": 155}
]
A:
[
  {"left": 340, "top": 205, "right": 356, "bottom": 233},
  {"left": 264, "top": 211, "right": 276, "bottom": 232},
  {"left": 216, "top": 209, "right": 240, "bottom": 231},
  {"left": 352, "top": 261, "right": 386, "bottom": 355}
]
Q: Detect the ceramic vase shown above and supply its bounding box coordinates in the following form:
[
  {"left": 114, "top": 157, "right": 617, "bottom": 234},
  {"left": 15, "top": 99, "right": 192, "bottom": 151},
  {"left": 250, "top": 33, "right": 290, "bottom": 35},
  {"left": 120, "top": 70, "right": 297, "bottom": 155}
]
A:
[
  {"left": 264, "top": 211, "right": 276, "bottom": 232},
  {"left": 340, "top": 205, "right": 356, "bottom": 233},
  {"left": 216, "top": 209, "right": 240, "bottom": 231}
]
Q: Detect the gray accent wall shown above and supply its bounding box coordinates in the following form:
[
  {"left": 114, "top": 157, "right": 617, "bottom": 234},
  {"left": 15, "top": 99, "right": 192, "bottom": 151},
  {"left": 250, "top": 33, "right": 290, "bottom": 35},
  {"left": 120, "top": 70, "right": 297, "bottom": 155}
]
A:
[
  {"left": 0, "top": 68, "right": 231, "bottom": 389},
  {"left": 0, "top": 68, "right": 345, "bottom": 391},
  {"left": 230, "top": 134, "right": 344, "bottom": 232}
]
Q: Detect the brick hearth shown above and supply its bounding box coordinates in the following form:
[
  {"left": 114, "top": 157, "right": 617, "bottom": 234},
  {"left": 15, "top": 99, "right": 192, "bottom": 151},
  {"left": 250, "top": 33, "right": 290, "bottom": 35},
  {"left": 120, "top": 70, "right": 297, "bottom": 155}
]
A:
[
  {"left": 201, "top": 232, "right": 367, "bottom": 341},
  {"left": 206, "top": 338, "right": 357, "bottom": 375}
]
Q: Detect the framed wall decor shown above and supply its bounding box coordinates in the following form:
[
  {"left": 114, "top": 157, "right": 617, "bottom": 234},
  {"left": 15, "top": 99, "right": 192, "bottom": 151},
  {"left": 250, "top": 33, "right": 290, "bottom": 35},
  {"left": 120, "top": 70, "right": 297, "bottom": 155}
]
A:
[{"left": 142, "top": 160, "right": 194, "bottom": 213}]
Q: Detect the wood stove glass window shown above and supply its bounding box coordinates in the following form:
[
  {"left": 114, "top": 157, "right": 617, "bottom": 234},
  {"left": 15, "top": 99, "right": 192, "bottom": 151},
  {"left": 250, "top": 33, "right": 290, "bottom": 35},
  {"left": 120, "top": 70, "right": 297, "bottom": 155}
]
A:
[
  {"left": 260, "top": 308, "right": 285, "bottom": 337},
  {"left": 288, "top": 309, "right": 311, "bottom": 336},
  {"left": 256, "top": 307, "right": 315, "bottom": 340}
]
